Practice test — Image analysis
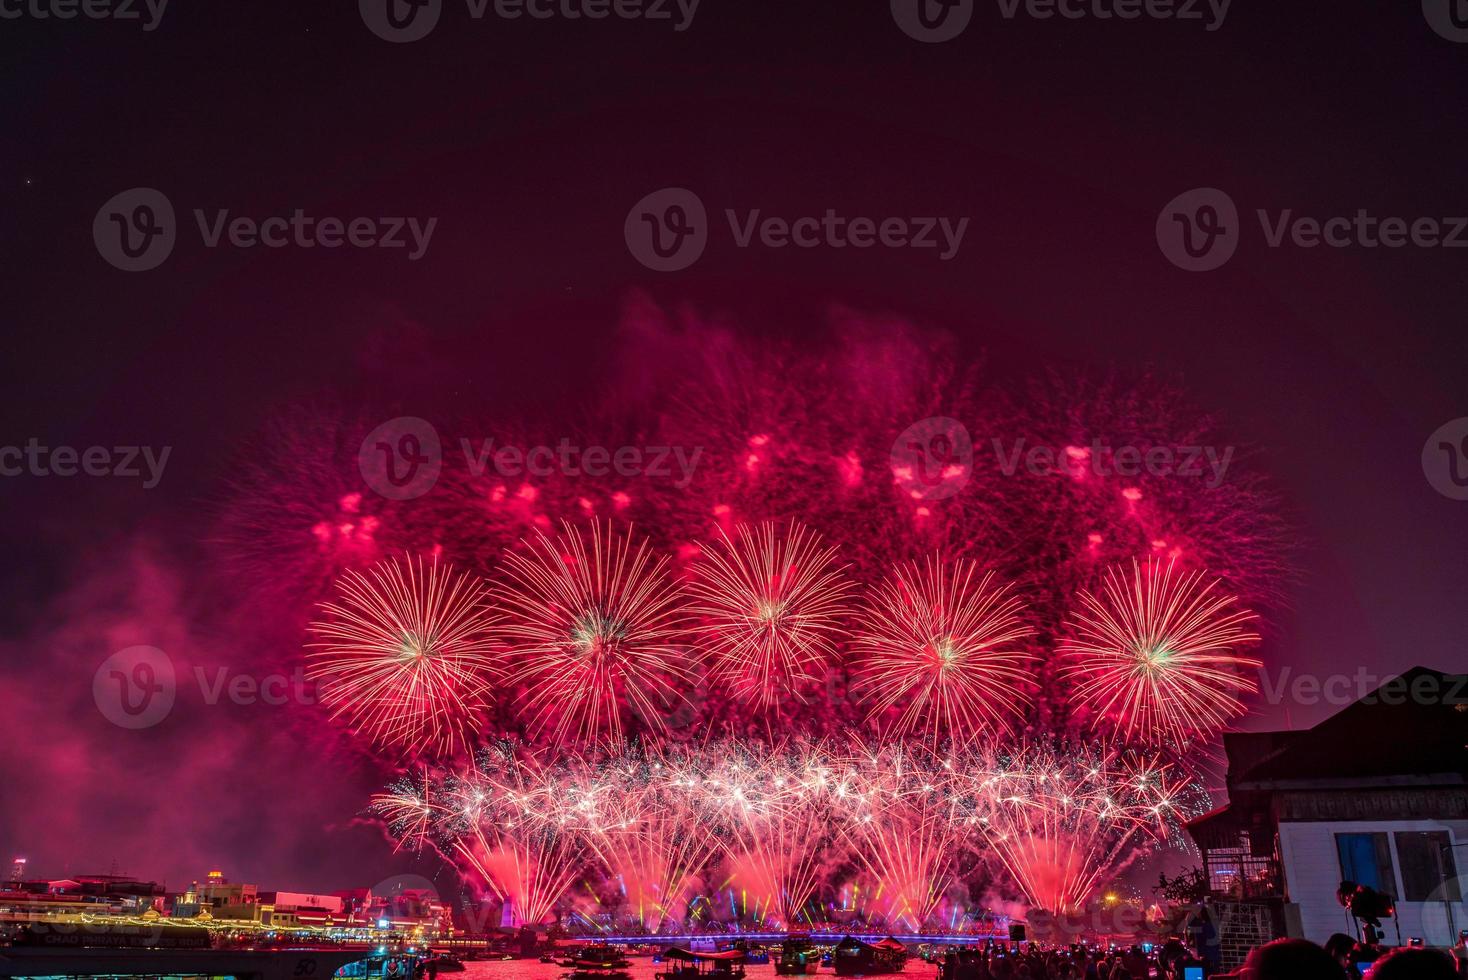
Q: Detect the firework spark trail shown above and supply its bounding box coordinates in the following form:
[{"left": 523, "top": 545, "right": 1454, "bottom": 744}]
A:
[
  {"left": 688, "top": 522, "right": 852, "bottom": 710},
  {"left": 374, "top": 771, "right": 447, "bottom": 852},
  {"left": 443, "top": 746, "right": 587, "bottom": 928},
  {"left": 492, "top": 522, "right": 695, "bottom": 745},
  {"left": 374, "top": 739, "right": 1208, "bottom": 929},
  {"left": 704, "top": 746, "right": 839, "bottom": 928},
  {"left": 1059, "top": 557, "right": 1261, "bottom": 745},
  {"left": 307, "top": 555, "right": 501, "bottom": 758},
  {"left": 853, "top": 556, "right": 1036, "bottom": 749},
  {"left": 566, "top": 747, "right": 722, "bottom": 933},
  {"left": 839, "top": 744, "right": 968, "bottom": 931},
  {"left": 959, "top": 742, "right": 1183, "bottom": 915}
]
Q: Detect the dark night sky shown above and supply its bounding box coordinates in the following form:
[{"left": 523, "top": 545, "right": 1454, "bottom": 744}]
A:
[{"left": 2, "top": 2, "right": 1466, "bottom": 894}]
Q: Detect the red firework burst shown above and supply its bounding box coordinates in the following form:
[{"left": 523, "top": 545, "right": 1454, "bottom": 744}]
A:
[
  {"left": 853, "top": 556, "right": 1036, "bottom": 747},
  {"left": 688, "top": 521, "right": 852, "bottom": 710},
  {"left": 1059, "top": 557, "right": 1261, "bottom": 745},
  {"left": 307, "top": 555, "right": 501, "bottom": 758},
  {"left": 492, "top": 521, "right": 695, "bottom": 744}
]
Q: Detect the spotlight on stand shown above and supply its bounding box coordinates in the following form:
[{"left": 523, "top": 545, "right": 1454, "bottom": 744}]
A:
[{"left": 1336, "top": 880, "right": 1396, "bottom": 945}]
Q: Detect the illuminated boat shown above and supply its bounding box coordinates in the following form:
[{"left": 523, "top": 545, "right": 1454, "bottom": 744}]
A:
[
  {"left": 419, "top": 952, "right": 467, "bottom": 973},
  {"left": 655, "top": 946, "right": 747, "bottom": 980},
  {"left": 558, "top": 943, "right": 632, "bottom": 979},
  {"left": 831, "top": 936, "right": 907, "bottom": 976},
  {"left": 775, "top": 937, "right": 822, "bottom": 975}
]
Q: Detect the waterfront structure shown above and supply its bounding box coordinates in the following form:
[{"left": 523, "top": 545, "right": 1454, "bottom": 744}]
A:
[
  {"left": 1188, "top": 666, "right": 1468, "bottom": 958},
  {"left": 0, "top": 874, "right": 164, "bottom": 922},
  {"left": 0, "top": 865, "right": 446, "bottom": 943}
]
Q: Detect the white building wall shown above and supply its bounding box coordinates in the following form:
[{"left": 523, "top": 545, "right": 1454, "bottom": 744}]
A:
[{"left": 1278, "top": 819, "right": 1468, "bottom": 947}]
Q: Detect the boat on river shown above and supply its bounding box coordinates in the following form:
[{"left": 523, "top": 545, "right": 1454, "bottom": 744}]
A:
[
  {"left": 558, "top": 943, "right": 632, "bottom": 980},
  {"left": 655, "top": 946, "right": 747, "bottom": 980},
  {"left": 775, "top": 936, "right": 822, "bottom": 975},
  {"left": 831, "top": 936, "right": 907, "bottom": 976}
]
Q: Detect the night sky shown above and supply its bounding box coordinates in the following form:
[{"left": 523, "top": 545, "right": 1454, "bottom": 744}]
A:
[{"left": 2, "top": 1, "right": 1467, "bottom": 897}]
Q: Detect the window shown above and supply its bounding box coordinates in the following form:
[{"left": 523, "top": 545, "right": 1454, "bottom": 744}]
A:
[
  {"left": 1395, "top": 831, "right": 1462, "bottom": 902},
  {"left": 1336, "top": 832, "right": 1395, "bottom": 896}
]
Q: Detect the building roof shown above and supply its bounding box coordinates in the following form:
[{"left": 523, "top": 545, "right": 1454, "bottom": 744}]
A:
[
  {"left": 1188, "top": 667, "right": 1468, "bottom": 851},
  {"left": 1229, "top": 666, "right": 1468, "bottom": 788}
]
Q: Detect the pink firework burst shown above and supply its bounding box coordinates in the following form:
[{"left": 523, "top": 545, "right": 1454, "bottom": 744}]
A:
[
  {"left": 307, "top": 555, "right": 502, "bottom": 759},
  {"left": 492, "top": 521, "right": 695, "bottom": 744},
  {"left": 1059, "top": 557, "right": 1261, "bottom": 745},
  {"left": 688, "top": 521, "right": 852, "bottom": 710},
  {"left": 853, "top": 556, "right": 1036, "bottom": 748}
]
